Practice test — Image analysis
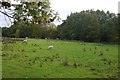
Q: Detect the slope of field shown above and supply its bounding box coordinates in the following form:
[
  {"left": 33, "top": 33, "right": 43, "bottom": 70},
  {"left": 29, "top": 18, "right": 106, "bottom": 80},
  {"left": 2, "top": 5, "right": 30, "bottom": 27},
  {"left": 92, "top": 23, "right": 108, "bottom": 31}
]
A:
[{"left": 2, "top": 38, "right": 118, "bottom": 78}]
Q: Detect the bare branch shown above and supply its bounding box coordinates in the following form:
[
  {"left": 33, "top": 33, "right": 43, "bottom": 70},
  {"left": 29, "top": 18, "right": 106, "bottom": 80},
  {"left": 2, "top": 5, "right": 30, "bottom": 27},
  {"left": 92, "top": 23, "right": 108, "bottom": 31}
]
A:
[
  {"left": 2, "top": 7, "right": 13, "bottom": 25},
  {"left": 0, "top": 10, "right": 14, "bottom": 19}
]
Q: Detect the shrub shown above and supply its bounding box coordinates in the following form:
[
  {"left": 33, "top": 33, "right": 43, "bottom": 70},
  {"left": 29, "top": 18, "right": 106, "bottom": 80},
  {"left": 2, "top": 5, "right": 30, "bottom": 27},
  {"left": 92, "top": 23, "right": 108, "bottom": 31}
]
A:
[
  {"left": 63, "top": 58, "right": 68, "bottom": 66},
  {"left": 33, "top": 50, "right": 36, "bottom": 52},
  {"left": 73, "top": 62, "right": 77, "bottom": 68},
  {"left": 83, "top": 48, "right": 86, "bottom": 52}
]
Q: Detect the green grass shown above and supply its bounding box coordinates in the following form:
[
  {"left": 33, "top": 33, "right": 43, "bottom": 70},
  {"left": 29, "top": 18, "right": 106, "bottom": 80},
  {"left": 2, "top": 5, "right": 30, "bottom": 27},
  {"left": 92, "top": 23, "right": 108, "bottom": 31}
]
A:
[{"left": 2, "top": 38, "right": 118, "bottom": 78}]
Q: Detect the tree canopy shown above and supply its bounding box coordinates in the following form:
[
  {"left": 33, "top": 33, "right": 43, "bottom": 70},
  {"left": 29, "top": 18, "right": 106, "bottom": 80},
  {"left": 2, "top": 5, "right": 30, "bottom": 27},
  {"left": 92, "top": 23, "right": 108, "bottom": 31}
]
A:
[
  {"left": 0, "top": 1, "right": 59, "bottom": 26},
  {"left": 57, "top": 10, "right": 118, "bottom": 42},
  {"left": 0, "top": 1, "right": 118, "bottom": 43}
]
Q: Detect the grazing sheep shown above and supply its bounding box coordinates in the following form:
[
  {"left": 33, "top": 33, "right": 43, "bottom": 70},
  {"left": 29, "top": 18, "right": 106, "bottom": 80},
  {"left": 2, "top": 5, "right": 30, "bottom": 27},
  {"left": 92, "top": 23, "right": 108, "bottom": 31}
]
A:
[
  {"left": 22, "top": 37, "right": 28, "bottom": 44},
  {"left": 45, "top": 38, "right": 48, "bottom": 40},
  {"left": 23, "top": 39, "right": 28, "bottom": 42},
  {"left": 22, "top": 39, "right": 28, "bottom": 44},
  {"left": 48, "top": 46, "right": 54, "bottom": 50},
  {"left": 56, "top": 38, "right": 59, "bottom": 40}
]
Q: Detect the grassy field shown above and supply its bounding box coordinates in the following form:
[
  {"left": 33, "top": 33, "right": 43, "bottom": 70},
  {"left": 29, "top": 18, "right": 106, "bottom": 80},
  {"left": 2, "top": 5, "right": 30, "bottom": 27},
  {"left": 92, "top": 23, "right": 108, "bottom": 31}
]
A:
[{"left": 2, "top": 38, "right": 119, "bottom": 78}]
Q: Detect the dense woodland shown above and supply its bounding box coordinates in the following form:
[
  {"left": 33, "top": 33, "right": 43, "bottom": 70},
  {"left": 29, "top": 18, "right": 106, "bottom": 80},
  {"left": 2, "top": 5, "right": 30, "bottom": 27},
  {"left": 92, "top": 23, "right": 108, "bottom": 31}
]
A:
[
  {"left": 58, "top": 10, "right": 119, "bottom": 42},
  {"left": 0, "top": 2, "right": 119, "bottom": 43}
]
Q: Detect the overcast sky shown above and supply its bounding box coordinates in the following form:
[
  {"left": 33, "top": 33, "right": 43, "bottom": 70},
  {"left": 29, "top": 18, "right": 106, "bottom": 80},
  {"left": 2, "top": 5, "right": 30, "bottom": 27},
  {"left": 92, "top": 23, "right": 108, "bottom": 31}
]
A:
[
  {"left": 50, "top": 0, "right": 119, "bottom": 25},
  {"left": 0, "top": 0, "right": 119, "bottom": 27}
]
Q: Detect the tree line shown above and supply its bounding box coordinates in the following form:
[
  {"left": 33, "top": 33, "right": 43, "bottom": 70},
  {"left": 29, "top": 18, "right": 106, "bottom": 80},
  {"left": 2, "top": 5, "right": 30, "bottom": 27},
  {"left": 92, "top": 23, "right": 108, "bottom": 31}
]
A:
[
  {"left": 2, "top": 10, "right": 119, "bottom": 42},
  {"left": 57, "top": 10, "right": 119, "bottom": 42},
  {"left": 0, "top": 1, "right": 59, "bottom": 39},
  {"left": 2, "top": 22, "right": 59, "bottom": 39}
]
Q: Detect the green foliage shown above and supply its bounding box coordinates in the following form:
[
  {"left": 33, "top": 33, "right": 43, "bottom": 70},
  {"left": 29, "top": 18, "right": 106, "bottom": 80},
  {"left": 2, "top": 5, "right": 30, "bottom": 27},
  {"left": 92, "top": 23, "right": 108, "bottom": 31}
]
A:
[
  {"left": 0, "top": 1, "right": 59, "bottom": 26},
  {"left": 118, "top": 14, "right": 120, "bottom": 42},
  {"left": 1, "top": 1, "right": 60, "bottom": 39},
  {"left": 15, "top": 29, "right": 20, "bottom": 38},
  {"left": 2, "top": 27, "right": 10, "bottom": 37},
  {"left": 2, "top": 22, "right": 58, "bottom": 39},
  {"left": 1, "top": 8, "right": 118, "bottom": 43},
  {"left": 58, "top": 10, "right": 118, "bottom": 42}
]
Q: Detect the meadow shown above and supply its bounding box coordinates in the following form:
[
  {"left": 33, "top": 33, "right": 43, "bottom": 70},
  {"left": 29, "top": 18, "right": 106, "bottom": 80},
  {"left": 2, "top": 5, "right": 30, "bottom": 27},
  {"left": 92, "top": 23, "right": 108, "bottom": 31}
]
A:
[{"left": 2, "top": 38, "right": 119, "bottom": 78}]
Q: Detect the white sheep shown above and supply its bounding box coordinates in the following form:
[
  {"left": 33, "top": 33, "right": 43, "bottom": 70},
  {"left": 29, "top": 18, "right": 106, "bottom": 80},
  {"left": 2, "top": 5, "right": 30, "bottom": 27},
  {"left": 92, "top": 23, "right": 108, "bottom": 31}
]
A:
[
  {"left": 48, "top": 46, "right": 53, "bottom": 50},
  {"left": 56, "top": 38, "right": 59, "bottom": 40},
  {"left": 45, "top": 38, "right": 48, "bottom": 40},
  {"left": 22, "top": 37, "right": 28, "bottom": 44},
  {"left": 22, "top": 39, "right": 28, "bottom": 44}
]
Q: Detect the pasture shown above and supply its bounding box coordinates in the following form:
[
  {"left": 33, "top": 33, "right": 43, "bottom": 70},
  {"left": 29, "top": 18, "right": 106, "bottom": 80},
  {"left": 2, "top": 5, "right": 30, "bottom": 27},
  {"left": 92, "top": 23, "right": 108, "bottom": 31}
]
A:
[{"left": 2, "top": 38, "right": 118, "bottom": 78}]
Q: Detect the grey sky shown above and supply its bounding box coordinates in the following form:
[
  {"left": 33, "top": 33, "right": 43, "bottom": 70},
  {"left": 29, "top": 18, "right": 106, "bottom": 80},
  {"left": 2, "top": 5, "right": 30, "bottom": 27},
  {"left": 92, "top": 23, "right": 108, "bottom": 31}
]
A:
[
  {"left": 0, "top": 0, "right": 119, "bottom": 27},
  {"left": 50, "top": 0, "right": 119, "bottom": 25}
]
